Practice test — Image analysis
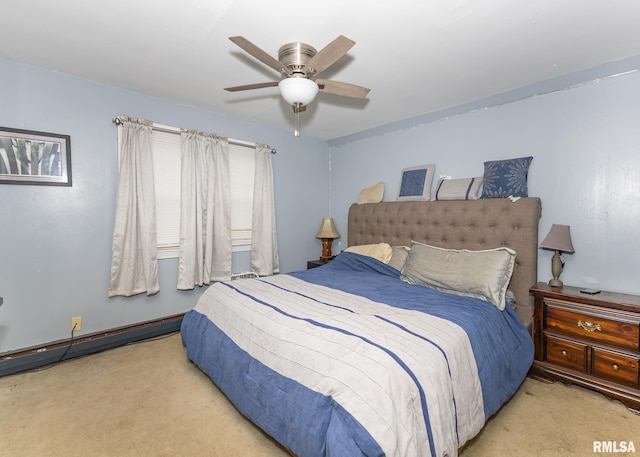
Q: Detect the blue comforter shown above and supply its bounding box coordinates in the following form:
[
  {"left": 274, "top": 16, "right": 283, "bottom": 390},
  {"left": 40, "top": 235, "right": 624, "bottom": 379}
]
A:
[{"left": 181, "top": 253, "right": 533, "bottom": 457}]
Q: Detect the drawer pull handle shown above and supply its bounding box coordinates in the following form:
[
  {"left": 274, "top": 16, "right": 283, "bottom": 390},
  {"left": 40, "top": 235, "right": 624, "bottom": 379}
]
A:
[
  {"left": 612, "top": 364, "right": 619, "bottom": 371},
  {"left": 561, "top": 350, "right": 568, "bottom": 357},
  {"left": 577, "top": 320, "right": 602, "bottom": 332}
]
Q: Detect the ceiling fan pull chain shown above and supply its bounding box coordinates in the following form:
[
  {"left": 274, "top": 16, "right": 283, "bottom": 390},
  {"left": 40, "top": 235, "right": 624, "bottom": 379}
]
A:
[{"left": 294, "top": 108, "right": 300, "bottom": 137}]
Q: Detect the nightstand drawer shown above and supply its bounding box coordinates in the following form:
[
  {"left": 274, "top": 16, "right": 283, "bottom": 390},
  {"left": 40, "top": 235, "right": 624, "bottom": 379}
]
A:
[
  {"left": 545, "top": 336, "right": 587, "bottom": 372},
  {"left": 546, "top": 301, "right": 640, "bottom": 351},
  {"left": 592, "top": 348, "right": 639, "bottom": 388}
]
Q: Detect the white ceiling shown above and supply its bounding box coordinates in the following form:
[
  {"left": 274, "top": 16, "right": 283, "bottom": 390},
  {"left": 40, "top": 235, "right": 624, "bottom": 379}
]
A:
[{"left": 2, "top": 0, "right": 640, "bottom": 141}]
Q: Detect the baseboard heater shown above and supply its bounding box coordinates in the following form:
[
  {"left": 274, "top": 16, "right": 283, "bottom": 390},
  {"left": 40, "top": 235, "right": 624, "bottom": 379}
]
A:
[{"left": 0, "top": 314, "right": 184, "bottom": 377}]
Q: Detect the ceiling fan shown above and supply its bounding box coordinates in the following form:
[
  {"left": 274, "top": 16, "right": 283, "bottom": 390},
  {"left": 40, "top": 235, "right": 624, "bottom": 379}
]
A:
[{"left": 224, "top": 35, "right": 370, "bottom": 136}]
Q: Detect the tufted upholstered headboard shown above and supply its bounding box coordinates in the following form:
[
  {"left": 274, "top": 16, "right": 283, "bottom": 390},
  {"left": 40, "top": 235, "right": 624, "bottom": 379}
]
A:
[{"left": 348, "top": 197, "right": 542, "bottom": 330}]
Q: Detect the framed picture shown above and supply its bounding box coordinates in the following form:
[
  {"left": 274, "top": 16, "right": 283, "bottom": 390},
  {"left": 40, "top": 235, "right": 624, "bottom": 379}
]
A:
[
  {"left": 397, "top": 163, "right": 435, "bottom": 201},
  {"left": 0, "top": 127, "right": 72, "bottom": 186}
]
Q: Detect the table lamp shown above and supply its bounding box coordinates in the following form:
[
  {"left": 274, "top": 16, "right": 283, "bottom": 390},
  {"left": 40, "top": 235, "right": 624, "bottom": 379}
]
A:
[
  {"left": 539, "top": 224, "right": 575, "bottom": 288},
  {"left": 316, "top": 217, "right": 340, "bottom": 261}
]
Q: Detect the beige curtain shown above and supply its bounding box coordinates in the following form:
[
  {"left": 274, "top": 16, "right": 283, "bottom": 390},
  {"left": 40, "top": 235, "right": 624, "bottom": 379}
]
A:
[
  {"left": 108, "top": 116, "right": 159, "bottom": 297},
  {"left": 177, "top": 130, "right": 231, "bottom": 289},
  {"left": 250, "top": 144, "right": 279, "bottom": 276}
]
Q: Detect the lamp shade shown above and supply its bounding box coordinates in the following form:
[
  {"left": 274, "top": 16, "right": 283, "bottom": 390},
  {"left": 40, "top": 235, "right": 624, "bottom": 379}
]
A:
[
  {"left": 540, "top": 224, "right": 575, "bottom": 253},
  {"left": 278, "top": 77, "right": 319, "bottom": 106},
  {"left": 316, "top": 217, "right": 340, "bottom": 239}
]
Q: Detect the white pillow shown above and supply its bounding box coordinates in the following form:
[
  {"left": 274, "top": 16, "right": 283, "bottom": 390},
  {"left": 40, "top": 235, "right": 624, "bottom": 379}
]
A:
[
  {"left": 345, "top": 243, "right": 393, "bottom": 264},
  {"left": 432, "top": 177, "right": 483, "bottom": 201},
  {"left": 400, "top": 241, "right": 516, "bottom": 310},
  {"left": 357, "top": 182, "right": 385, "bottom": 204}
]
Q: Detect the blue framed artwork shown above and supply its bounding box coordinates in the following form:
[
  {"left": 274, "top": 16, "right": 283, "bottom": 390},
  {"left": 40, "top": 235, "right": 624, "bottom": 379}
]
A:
[{"left": 397, "top": 164, "right": 435, "bottom": 201}]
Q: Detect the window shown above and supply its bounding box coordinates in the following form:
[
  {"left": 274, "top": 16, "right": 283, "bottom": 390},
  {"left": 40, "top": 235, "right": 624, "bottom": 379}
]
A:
[
  {"left": 151, "top": 129, "right": 181, "bottom": 256},
  {"left": 228, "top": 143, "right": 255, "bottom": 247},
  {"left": 150, "top": 127, "right": 255, "bottom": 259}
]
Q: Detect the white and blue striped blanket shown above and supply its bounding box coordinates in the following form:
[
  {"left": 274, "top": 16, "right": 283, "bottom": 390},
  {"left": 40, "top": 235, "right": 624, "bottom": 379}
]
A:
[{"left": 181, "top": 253, "right": 533, "bottom": 457}]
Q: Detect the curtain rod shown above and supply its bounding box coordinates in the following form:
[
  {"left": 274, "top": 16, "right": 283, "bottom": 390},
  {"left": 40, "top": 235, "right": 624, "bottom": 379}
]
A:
[{"left": 112, "top": 117, "right": 276, "bottom": 154}]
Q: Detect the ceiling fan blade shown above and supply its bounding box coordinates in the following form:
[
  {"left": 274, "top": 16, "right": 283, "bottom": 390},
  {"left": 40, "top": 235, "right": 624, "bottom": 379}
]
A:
[
  {"left": 224, "top": 81, "right": 279, "bottom": 92},
  {"left": 316, "top": 79, "right": 370, "bottom": 99},
  {"left": 301, "top": 35, "right": 355, "bottom": 77},
  {"left": 229, "top": 36, "right": 291, "bottom": 75}
]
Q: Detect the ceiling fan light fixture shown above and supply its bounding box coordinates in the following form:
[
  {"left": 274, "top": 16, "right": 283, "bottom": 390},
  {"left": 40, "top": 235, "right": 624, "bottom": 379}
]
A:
[{"left": 278, "top": 77, "right": 318, "bottom": 106}]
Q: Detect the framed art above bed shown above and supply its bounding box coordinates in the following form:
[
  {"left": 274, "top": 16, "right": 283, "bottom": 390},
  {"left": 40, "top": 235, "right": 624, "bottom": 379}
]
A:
[{"left": 397, "top": 164, "right": 435, "bottom": 201}]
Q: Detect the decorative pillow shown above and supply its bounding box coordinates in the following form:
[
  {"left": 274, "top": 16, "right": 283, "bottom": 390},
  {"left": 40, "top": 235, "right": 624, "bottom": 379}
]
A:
[
  {"left": 432, "top": 177, "right": 483, "bottom": 201},
  {"left": 400, "top": 241, "right": 516, "bottom": 310},
  {"left": 345, "top": 243, "right": 393, "bottom": 264},
  {"left": 481, "top": 156, "right": 533, "bottom": 198},
  {"left": 397, "top": 164, "right": 436, "bottom": 201},
  {"left": 388, "top": 246, "right": 410, "bottom": 271},
  {"left": 357, "top": 182, "right": 385, "bottom": 204}
]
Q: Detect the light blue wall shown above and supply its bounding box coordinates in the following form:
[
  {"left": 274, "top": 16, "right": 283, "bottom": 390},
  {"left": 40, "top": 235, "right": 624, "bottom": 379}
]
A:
[
  {"left": 330, "top": 56, "right": 640, "bottom": 297},
  {"left": 3, "top": 54, "right": 640, "bottom": 354},
  {"left": 0, "top": 59, "right": 329, "bottom": 353}
]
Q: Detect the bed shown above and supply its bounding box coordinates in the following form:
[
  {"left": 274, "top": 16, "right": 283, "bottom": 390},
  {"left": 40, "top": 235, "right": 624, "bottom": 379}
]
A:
[{"left": 181, "top": 197, "right": 542, "bottom": 457}]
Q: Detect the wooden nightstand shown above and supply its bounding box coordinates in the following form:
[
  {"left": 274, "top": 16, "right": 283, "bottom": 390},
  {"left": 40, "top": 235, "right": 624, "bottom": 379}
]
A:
[
  {"left": 307, "top": 259, "right": 330, "bottom": 269},
  {"left": 530, "top": 282, "right": 640, "bottom": 413}
]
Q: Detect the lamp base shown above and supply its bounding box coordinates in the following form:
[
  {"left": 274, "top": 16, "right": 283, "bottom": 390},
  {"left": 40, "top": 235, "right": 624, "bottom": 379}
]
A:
[
  {"left": 548, "top": 278, "right": 563, "bottom": 288},
  {"left": 548, "top": 251, "right": 565, "bottom": 288},
  {"left": 320, "top": 238, "right": 333, "bottom": 261}
]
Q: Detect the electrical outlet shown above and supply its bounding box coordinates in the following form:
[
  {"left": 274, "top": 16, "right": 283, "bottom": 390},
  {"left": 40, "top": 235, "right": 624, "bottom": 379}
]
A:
[{"left": 71, "top": 316, "right": 82, "bottom": 332}]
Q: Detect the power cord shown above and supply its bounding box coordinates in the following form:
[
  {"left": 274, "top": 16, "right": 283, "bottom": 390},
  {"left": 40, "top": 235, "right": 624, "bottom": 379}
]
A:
[
  {"left": 15, "top": 325, "right": 179, "bottom": 375},
  {"left": 56, "top": 322, "right": 78, "bottom": 363}
]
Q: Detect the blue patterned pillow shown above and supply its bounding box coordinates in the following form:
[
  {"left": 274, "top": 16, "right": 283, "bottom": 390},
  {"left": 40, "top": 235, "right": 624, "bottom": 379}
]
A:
[
  {"left": 397, "top": 164, "right": 435, "bottom": 201},
  {"left": 481, "top": 156, "right": 533, "bottom": 198}
]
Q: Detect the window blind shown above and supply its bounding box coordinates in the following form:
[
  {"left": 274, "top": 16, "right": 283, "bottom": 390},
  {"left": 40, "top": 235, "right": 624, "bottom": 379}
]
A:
[{"left": 117, "top": 123, "right": 257, "bottom": 258}]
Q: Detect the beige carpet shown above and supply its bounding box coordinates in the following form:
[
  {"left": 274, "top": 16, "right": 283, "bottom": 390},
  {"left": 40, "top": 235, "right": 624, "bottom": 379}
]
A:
[{"left": 0, "top": 333, "right": 637, "bottom": 457}]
